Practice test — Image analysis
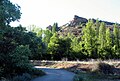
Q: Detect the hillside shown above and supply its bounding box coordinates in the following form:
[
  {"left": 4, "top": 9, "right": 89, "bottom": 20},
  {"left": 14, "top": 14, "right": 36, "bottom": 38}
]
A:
[{"left": 56, "top": 15, "right": 119, "bottom": 36}]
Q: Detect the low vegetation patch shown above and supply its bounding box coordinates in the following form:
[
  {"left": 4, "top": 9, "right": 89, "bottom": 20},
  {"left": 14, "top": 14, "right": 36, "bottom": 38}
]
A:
[
  {"left": 0, "top": 69, "right": 45, "bottom": 81},
  {"left": 73, "top": 72, "right": 120, "bottom": 81},
  {"left": 91, "top": 62, "right": 115, "bottom": 74},
  {"left": 73, "top": 62, "right": 120, "bottom": 81}
]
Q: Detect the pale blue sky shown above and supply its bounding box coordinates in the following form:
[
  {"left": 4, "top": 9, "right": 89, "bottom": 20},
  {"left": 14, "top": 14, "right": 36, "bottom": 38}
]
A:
[{"left": 10, "top": 0, "right": 120, "bottom": 29}]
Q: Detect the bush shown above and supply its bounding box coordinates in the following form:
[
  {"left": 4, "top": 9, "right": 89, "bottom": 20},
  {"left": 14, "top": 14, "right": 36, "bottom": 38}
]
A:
[
  {"left": 73, "top": 75, "right": 84, "bottom": 81},
  {"left": 11, "top": 73, "right": 32, "bottom": 81},
  {"left": 91, "top": 62, "right": 114, "bottom": 74},
  {"left": 10, "top": 45, "right": 33, "bottom": 75},
  {"left": 29, "top": 68, "right": 46, "bottom": 77}
]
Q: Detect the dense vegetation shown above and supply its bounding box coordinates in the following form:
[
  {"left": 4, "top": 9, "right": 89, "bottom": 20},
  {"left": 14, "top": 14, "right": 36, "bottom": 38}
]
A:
[
  {"left": 36, "top": 20, "right": 120, "bottom": 60},
  {"left": 0, "top": 0, "right": 120, "bottom": 80},
  {"left": 0, "top": 0, "right": 45, "bottom": 80}
]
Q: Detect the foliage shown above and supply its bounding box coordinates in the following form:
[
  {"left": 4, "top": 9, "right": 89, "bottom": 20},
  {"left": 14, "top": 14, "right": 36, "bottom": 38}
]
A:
[
  {"left": 113, "top": 24, "right": 120, "bottom": 58},
  {"left": 0, "top": 0, "right": 120, "bottom": 79},
  {"left": 73, "top": 75, "right": 84, "bottom": 81},
  {"left": 0, "top": 0, "right": 45, "bottom": 79},
  {"left": 81, "top": 20, "right": 97, "bottom": 58},
  {"left": 10, "top": 45, "right": 33, "bottom": 75},
  {"left": 60, "top": 36, "right": 72, "bottom": 60},
  {"left": 29, "top": 68, "right": 46, "bottom": 77},
  {"left": 73, "top": 71, "right": 120, "bottom": 81},
  {"left": 11, "top": 73, "right": 31, "bottom": 81},
  {"left": 70, "top": 37, "right": 83, "bottom": 60},
  {"left": 0, "top": 0, "right": 21, "bottom": 27},
  {"left": 48, "top": 33, "right": 60, "bottom": 60},
  {"left": 98, "top": 22, "right": 106, "bottom": 58},
  {"left": 44, "top": 20, "right": 120, "bottom": 60},
  {"left": 42, "top": 29, "right": 53, "bottom": 46},
  {"left": 52, "top": 23, "right": 58, "bottom": 33},
  {"left": 91, "top": 62, "right": 114, "bottom": 75}
]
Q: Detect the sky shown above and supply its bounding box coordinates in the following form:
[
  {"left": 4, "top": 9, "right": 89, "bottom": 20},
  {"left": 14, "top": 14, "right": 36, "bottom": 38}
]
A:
[{"left": 10, "top": 0, "right": 120, "bottom": 29}]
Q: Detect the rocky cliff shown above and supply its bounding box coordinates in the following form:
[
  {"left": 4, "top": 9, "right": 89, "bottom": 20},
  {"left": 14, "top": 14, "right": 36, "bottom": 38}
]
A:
[{"left": 58, "top": 15, "right": 119, "bottom": 36}]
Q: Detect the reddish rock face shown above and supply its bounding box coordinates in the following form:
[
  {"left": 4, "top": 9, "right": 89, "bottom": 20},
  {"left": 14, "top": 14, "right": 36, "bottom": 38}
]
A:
[{"left": 69, "top": 15, "right": 88, "bottom": 27}]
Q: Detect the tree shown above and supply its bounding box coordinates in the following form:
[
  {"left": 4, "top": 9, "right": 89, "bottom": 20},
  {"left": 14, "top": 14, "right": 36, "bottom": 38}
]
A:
[
  {"left": 42, "top": 29, "right": 53, "bottom": 45},
  {"left": 95, "top": 19, "right": 100, "bottom": 37},
  {"left": 9, "top": 45, "right": 32, "bottom": 75},
  {"left": 106, "top": 28, "right": 112, "bottom": 47},
  {"left": 63, "top": 36, "right": 72, "bottom": 60},
  {"left": 52, "top": 23, "right": 58, "bottom": 33},
  {"left": 82, "top": 20, "right": 97, "bottom": 58},
  {"left": 113, "top": 24, "right": 119, "bottom": 48},
  {"left": 0, "top": 0, "right": 21, "bottom": 27},
  {"left": 48, "top": 33, "right": 59, "bottom": 60},
  {"left": 98, "top": 22, "right": 106, "bottom": 58},
  {"left": 57, "top": 36, "right": 71, "bottom": 60},
  {"left": 31, "top": 25, "right": 43, "bottom": 38},
  {"left": 113, "top": 24, "right": 120, "bottom": 58},
  {"left": 105, "top": 28, "right": 112, "bottom": 58},
  {"left": 0, "top": 0, "right": 46, "bottom": 79},
  {"left": 71, "top": 37, "right": 83, "bottom": 60}
]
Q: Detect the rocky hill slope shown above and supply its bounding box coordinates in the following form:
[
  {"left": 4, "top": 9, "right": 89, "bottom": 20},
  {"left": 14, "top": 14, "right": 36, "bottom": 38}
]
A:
[
  {"left": 46, "top": 15, "right": 119, "bottom": 36},
  {"left": 58, "top": 15, "right": 119, "bottom": 36}
]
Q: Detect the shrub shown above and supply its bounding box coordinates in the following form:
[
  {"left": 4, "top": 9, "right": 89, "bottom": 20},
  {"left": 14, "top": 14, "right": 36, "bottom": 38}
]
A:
[
  {"left": 73, "top": 75, "right": 84, "bottom": 81},
  {"left": 11, "top": 73, "right": 31, "bottom": 81},
  {"left": 91, "top": 62, "right": 114, "bottom": 74},
  {"left": 10, "top": 45, "right": 33, "bottom": 75},
  {"left": 29, "top": 68, "right": 46, "bottom": 77}
]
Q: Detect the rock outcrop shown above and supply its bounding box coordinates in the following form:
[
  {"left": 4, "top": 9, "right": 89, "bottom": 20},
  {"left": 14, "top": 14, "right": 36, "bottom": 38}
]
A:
[
  {"left": 68, "top": 15, "right": 88, "bottom": 27},
  {"left": 47, "top": 15, "right": 119, "bottom": 36}
]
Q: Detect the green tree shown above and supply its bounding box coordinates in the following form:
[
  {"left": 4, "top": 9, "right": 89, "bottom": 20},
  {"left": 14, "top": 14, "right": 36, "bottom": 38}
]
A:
[
  {"left": 95, "top": 19, "right": 100, "bottom": 37},
  {"left": 113, "top": 24, "right": 120, "bottom": 58},
  {"left": 63, "top": 36, "right": 72, "bottom": 60},
  {"left": 106, "top": 28, "right": 112, "bottom": 47},
  {"left": 104, "top": 28, "right": 112, "bottom": 58},
  {"left": 82, "top": 20, "right": 97, "bottom": 58},
  {"left": 43, "top": 29, "right": 53, "bottom": 45},
  {"left": 71, "top": 37, "right": 83, "bottom": 60},
  {"left": 48, "top": 33, "right": 59, "bottom": 60},
  {"left": 9, "top": 45, "right": 32, "bottom": 75},
  {"left": 0, "top": 0, "right": 21, "bottom": 27},
  {"left": 52, "top": 23, "right": 58, "bottom": 33},
  {"left": 56, "top": 36, "right": 71, "bottom": 60},
  {"left": 98, "top": 22, "right": 106, "bottom": 58},
  {"left": 31, "top": 25, "right": 43, "bottom": 38},
  {"left": 113, "top": 24, "right": 119, "bottom": 48}
]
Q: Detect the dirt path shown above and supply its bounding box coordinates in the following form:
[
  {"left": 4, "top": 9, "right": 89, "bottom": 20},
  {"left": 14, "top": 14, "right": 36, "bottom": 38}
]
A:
[{"left": 31, "top": 66, "right": 75, "bottom": 81}]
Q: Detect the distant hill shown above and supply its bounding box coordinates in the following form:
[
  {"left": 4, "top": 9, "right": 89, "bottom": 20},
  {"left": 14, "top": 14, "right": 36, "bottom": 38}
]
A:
[
  {"left": 47, "top": 15, "right": 119, "bottom": 36},
  {"left": 57, "top": 15, "right": 119, "bottom": 36}
]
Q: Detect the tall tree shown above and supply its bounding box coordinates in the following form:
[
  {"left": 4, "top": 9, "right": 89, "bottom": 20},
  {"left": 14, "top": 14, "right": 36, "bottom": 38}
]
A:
[
  {"left": 95, "top": 19, "right": 100, "bottom": 37},
  {"left": 43, "top": 29, "right": 53, "bottom": 46},
  {"left": 48, "top": 33, "right": 59, "bottom": 60},
  {"left": 113, "top": 24, "right": 120, "bottom": 58},
  {"left": 52, "top": 23, "right": 58, "bottom": 33},
  {"left": 104, "top": 28, "right": 112, "bottom": 58},
  {"left": 113, "top": 24, "right": 119, "bottom": 48},
  {"left": 71, "top": 37, "right": 82, "bottom": 60},
  {"left": 98, "top": 22, "right": 106, "bottom": 48},
  {"left": 0, "top": 0, "right": 21, "bottom": 27},
  {"left": 106, "top": 28, "right": 112, "bottom": 47},
  {"left": 98, "top": 22, "right": 106, "bottom": 58},
  {"left": 82, "top": 20, "right": 96, "bottom": 58}
]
